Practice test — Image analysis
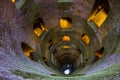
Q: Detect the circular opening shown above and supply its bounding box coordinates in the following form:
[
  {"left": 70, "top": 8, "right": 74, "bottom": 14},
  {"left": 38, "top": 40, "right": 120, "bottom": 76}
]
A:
[{"left": 64, "top": 69, "right": 71, "bottom": 75}]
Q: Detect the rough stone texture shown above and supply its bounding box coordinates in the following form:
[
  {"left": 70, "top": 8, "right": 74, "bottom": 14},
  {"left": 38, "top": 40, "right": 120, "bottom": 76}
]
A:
[
  {"left": 0, "top": 0, "right": 120, "bottom": 80},
  {"left": 0, "top": 0, "right": 54, "bottom": 80}
]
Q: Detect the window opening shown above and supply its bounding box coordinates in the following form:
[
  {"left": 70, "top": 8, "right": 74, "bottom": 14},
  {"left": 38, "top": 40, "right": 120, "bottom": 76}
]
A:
[
  {"left": 62, "top": 36, "right": 71, "bottom": 42},
  {"left": 60, "top": 17, "right": 72, "bottom": 29},
  {"left": 81, "top": 33, "right": 90, "bottom": 45},
  {"left": 88, "top": 0, "right": 110, "bottom": 27},
  {"left": 33, "top": 17, "right": 47, "bottom": 37},
  {"left": 11, "top": 0, "right": 16, "bottom": 3},
  {"left": 21, "top": 42, "right": 34, "bottom": 59},
  {"left": 63, "top": 45, "right": 70, "bottom": 49},
  {"left": 94, "top": 47, "right": 104, "bottom": 58},
  {"left": 93, "top": 47, "right": 104, "bottom": 62}
]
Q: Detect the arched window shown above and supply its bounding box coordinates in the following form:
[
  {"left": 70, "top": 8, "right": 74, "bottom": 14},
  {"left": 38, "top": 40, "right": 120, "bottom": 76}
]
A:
[
  {"left": 63, "top": 45, "right": 70, "bottom": 49},
  {"left": 93, "top": 47, "right": 104, "bottom": 62},
  {"left": 60, "top": 17, "right": 72, "bottom": 29},
  {"left": 94, "top": 47, "right": 104, "bottom": 58},
  {"left": 11, "top": 0, "right": 16, "bottom": 3},
  {"left": 33, "top": 17, "right": 47, "bottom": 37},
  {"left": 62, "top": 35, "right": 71, "bottom": 42},
  {"left": 88, "top": 0, "right": 110, "bottom": 27},
  {"left": 81, "top": 33, "right": 90, "bottom": 45},
  {"left": 21, "top": 42, "right": 34, "bottom": 59}
]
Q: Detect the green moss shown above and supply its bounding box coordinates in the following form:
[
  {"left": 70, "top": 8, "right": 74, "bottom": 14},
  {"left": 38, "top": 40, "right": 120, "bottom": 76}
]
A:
[
  {"left": 15, "top": 0, "right": 26, "bottom": 9},
  {"left": 13, "top": 70, "right": 39, "bottom": 78},
  {"left": 11, "top": 63, "right": 120, "bottom": 80}
]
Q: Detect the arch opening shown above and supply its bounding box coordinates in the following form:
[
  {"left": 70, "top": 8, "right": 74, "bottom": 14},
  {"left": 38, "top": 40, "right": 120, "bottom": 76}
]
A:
[
  {"left": 60, "top": 17, "right": 72, "bottom": 29},
  {"left": 88, "top": 0, "right": 110, "bottom": 27},
  {"left": 33, "top": 17, "right": 47, "bottom": 37},
  {"left": 21, "top": 42, "right": 35, "bottom": 59}
]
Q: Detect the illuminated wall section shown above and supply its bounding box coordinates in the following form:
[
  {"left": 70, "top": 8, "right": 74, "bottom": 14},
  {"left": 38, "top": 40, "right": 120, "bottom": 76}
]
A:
[
  {"left": 33, "top": 18, "right": 47, "bottom": 37},
  {"left": 63, "top": 45, "right": 70, "bottom": 49},
  {"left": 21, "top": 43, "right": 35, "bottom": 59},
  {"left": 94, "top": 52, "right": 102, "bottom": 58},
  {"left": 81, "top": 34, "right": 90, "bottom": 45},
  {"left": 34, "top": 26, "right": 47, "bottom": 37},
  {"left": 87, "top": 0, "right": 110, "bottom": 27},
  {"left": 60, "top": 18, "right": 71, "bottom": 29},
  {"left": 11, "top": 0, "right": 15, "bottom": 3},
  {"left": 62, "top": 36, "right": 71, "bottom": 41},
  {"left": 88, "top": 8, "right": 108, "bottom": 27},
  {"left": 94, "top": 47, "right": 104, "bottom": 58}
]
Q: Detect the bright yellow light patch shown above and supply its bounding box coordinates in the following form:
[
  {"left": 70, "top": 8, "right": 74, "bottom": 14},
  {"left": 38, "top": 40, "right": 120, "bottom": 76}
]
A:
[
  {"left": 60, "top": 19, "right": 71, "bottom": 29},
  {"left": 62, "top": 36, "right": 70, "bottom": 41},
  {"left": 81, "top": 35, "right": 90, "bottom": 45},
  {"left": 63, "top": 45, "right": 70, "bottom": 48},
  {"left": 11, "top": 0, "right": 15, "bottom": 3},
  {"left": 34, "top": 26, "right": 47, "bottom": 37},
  {"left": 23, "top": 48, "right": 34, "bottom": 56},
  {"left": 25, "top": 52, "right": 31, "bottom": 57},
  {"left": 88, "top": 9, "right": 107, "bottom": 27},
  {"left": 42, "top": 25, "right": 48, "bottom": 31},
  {"left": 34, "top": 27, "right": 44, "bottom": 37},
  {"left": 22, "top": 47, "right": 34, "bottom": 58}
]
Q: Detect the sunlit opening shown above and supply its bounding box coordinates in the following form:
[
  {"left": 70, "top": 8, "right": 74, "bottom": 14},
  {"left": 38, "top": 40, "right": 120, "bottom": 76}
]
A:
[
  {"left": 88, "top": 8, "right": 107, "bottom": 27},
  {"left": 63, "top": 45, "right": 70, "bottom": 49},
  {"left": 81, "top": 34, "right": 90, "bottom": 45},
  {"left": 93, "top": 47, "right": 104, "bottom": 63},
  {"left": 95, "top": 52, "right": 102, "bottom": 58},
  {"left": 87, "top": 0, "right": 110, "bottom": 27},
  {"left": 62, "top": 36, "right": 70, "bottom": 41},
  {"left": 60, "top": 17, "right": 71, "bottom": 29},
  {"left": 33, "top": 18, "right": 47, "bottom": 37},
  {"left": 34, "top": 27, "right": 45, "bottom": 37},
  {"left": 64, "top": 69, "right": 70, "bottom": 75},
  {"left": 11, "top": 0, "right": 15, "bottom": 3},
  {"left": 21, "top": 42, "right": 34, "bottom": 59},
  {"left": 94, "top": 47, "right": 104, "bottom": 58}
]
